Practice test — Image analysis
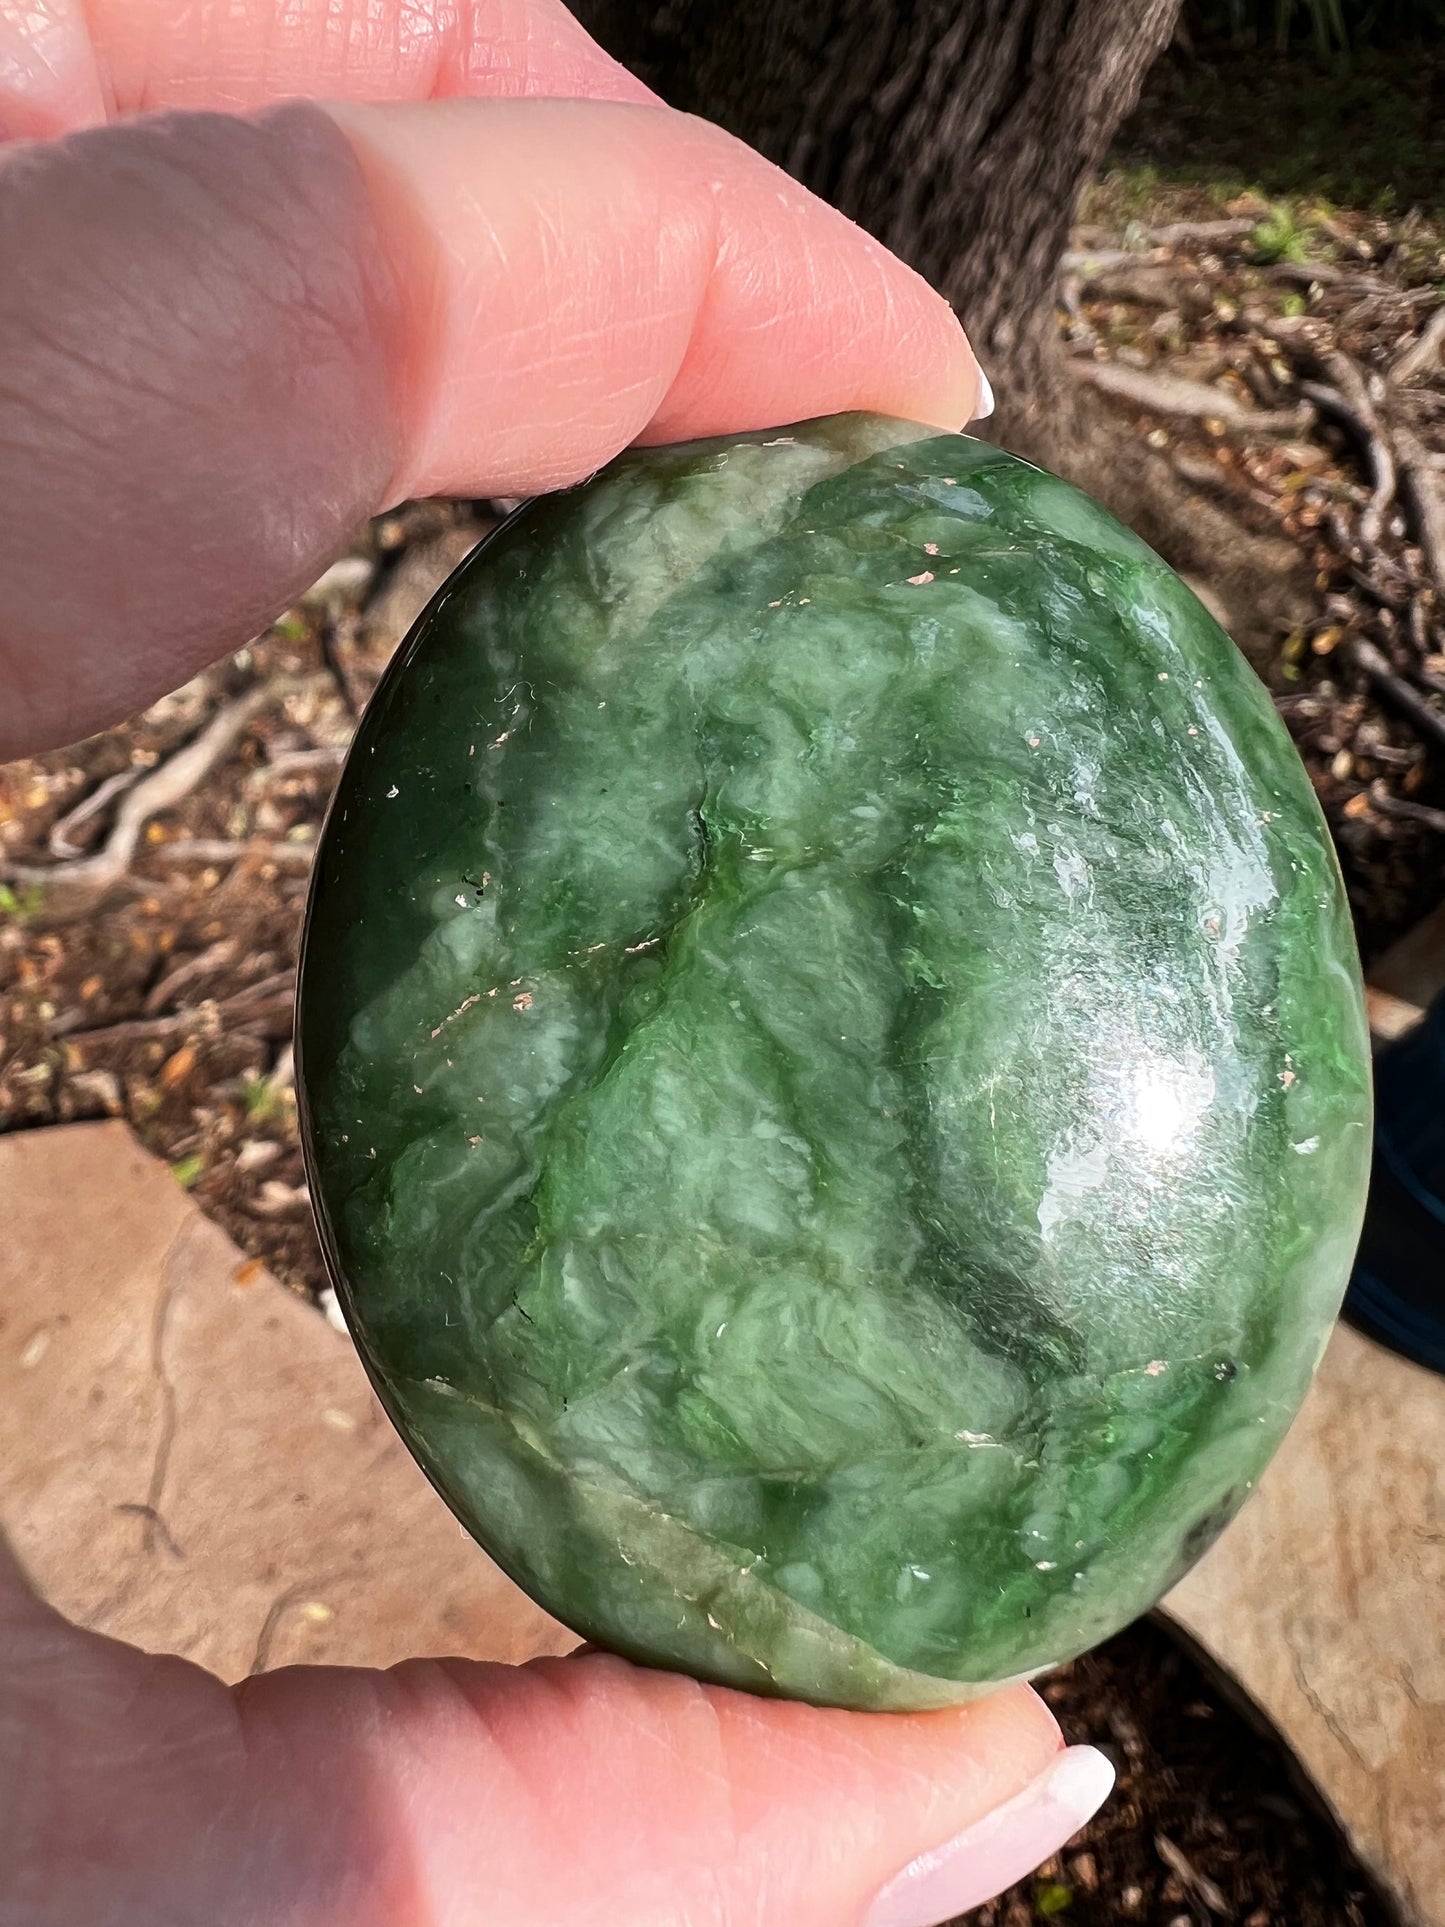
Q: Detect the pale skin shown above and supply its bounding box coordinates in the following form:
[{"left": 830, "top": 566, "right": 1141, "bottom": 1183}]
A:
[{"left": 0, "top": 4, "right": 1113, "bottom": 1921}]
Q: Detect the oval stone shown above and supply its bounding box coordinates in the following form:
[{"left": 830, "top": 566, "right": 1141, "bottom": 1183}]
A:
[{"left": 299, "top": 413, "right": 1372, "bottom": 1711}]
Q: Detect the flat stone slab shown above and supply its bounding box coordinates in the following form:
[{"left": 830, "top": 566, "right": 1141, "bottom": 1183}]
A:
[
  {"left": 1370, "top": 899, "right": 1445, "bottom": 1014},
  {"left": 1165, "top": 1321, "right": 1445, "bottom": 1927},
  {"left": 0, "top": 1119, "right": 572, "bottom": 1679}
]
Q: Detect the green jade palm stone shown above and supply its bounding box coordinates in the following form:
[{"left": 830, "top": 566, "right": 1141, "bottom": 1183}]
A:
[{"left": 299, "top": 413, "right": 1371, "bottom": 1712}]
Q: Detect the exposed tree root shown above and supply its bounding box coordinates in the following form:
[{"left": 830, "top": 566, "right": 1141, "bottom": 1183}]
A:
[
  {"left": 1394, "top": 426, "right": 1445, "bottom": 597},
  {"left": 48, "top": 768, "right": 143, "bottom": 860},
  {"left": 1298, "top": 355, "right": 1397, "bottom": 550},
  {"left": 150, "top": 838, "right": 316, "bottom": 873},
  {"left": 1075, "top": 358, "right": 1311, "bottom": 433},
  {"left": 1, "top": 680, "right": 314, "bottom": 921}
]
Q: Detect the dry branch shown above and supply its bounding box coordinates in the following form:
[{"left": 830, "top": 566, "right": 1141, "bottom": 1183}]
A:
[
  {"left": 1369, "top": 788, "right": 1445, "bottom": 835},
  {"left": 148, "top": 837, "right": 316, "bottom": 872},
  {"left": 1393, "top": 424, "right": 1445, "bottom": 595},
  {"left": 143, "top": 938, "right": 241, "bottom": 1017},
  {"left": 1267, "top": 261, "right": 1398, "bottom": 299},
  {"left": 1344, "top": 637, "right": 1445, "bottom": 755},
  {"left": 1144, "top": 216, "right": 1257, "bottom": 250},
  {"left": 1075, "top": 359, "right": 1309, "bottom": 432},
  {"left": 61, "top": 969, "right": 297, "bottom": 1050},
  {"left": 1390, "top": 305, "right": 1445, "bottom": 386}
]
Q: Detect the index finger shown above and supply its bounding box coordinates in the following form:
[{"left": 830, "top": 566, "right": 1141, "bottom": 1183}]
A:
[{"left": 0, "top": 99, "right": 985, "bottom": 757}]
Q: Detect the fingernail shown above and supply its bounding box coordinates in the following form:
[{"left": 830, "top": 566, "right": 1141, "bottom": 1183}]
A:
[
  {"left": 972, "top": 366, "right": 995, "bottom": 422},
  {"left": 863, "top": 1745, "right": 1115, "bottom": 1927}
]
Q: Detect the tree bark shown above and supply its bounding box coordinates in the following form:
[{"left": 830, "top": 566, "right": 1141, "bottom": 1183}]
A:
[
  {"left": 575, "top": 0, "right": 1181, "bottom": 458},
  {"left": 576, "top": 0, "right": 1313, "bottom": 658}
]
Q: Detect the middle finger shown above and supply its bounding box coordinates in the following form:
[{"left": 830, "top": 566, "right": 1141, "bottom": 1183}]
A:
[{"left": 0, "top": 0, "right": 655, "bottom": 141}]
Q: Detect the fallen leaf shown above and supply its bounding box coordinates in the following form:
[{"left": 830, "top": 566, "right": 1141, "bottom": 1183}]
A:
[{"left": 160, "top": 1043, "right": 198, "bottom": 1090}]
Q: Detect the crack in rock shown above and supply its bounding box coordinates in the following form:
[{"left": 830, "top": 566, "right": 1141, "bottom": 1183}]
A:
[{"left": 140, "top": 1218, "right": 189, "bottom": 1560}]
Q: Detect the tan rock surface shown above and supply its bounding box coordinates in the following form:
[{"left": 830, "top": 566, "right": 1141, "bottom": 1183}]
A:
[
  {"left": 1165, "top": 1321, "right": 1445, "bottom": 1927},
  {"left": 1370, "top": 899, "right": 1445, "bottom": 1013},
  {"left": 0, "top": 1119, "right": 573, "bottom": 1679}
]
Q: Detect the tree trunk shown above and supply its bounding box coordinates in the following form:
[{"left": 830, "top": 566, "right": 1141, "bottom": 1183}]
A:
[
  {"left": 574, "top": 0, "right": 1312, "bottom": 658},
  {"left": 574, "top": 0, "right": 1180, "bottom": 459}
]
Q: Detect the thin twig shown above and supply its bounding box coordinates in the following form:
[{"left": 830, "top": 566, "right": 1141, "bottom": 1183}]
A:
[
  {"left": 1344, "top": 637, "right": 1445, "bottom": 755},
  {"left": 1060, "top": 219, "right": 1258, "bottom": 284},
  {"left": 220, "top": 968, "right": 296, "bottom": 1008},
  {"left": 1061, "top": 246, "right": 1153, "bottom": 276},
  {"left": 1369, "top": 788, "right": 1445, "bottom": 835},
  {"left": 147, "top": 837, "right": 316, "bottom": 872},
  {"left": 60, "top": 970, "right": 297, "bottom": 1049},
  {"left": 243, "top": 747, "right": 345, "bottom": 792},
  {"left": 1347, "top": 562, "right": 1411, "bottom": 612},
  {"left": 1410, "top": 652, "right": 1445, "bottom": 702},
  {"left": 52, "top": 1008, "right": 220, "bottom": 1048},
  {"left": 1410, "top": 594, "right": 1433, "bottom": 658},
  {"left": 143, "top": 938, "right": 241, "bottom": 1017},
  {"left": 1154, "top": 1833, "right": 1230, "bottom": 1917},
  {"left": 1065, "top": 264, "right": 1182, "bottom": 308}
]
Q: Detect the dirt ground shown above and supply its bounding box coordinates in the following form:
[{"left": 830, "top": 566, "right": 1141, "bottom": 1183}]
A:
[
  {"left": 978, "top": 1621, "right": 1393, "bottom": 1927},
  {"left": 2, "top": 150, "right": 1438, "bottom": 1924}
]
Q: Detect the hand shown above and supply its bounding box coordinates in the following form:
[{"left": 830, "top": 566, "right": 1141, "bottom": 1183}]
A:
[{"left": 0, "top": 6, "right": 1111, "bottom": 1922}]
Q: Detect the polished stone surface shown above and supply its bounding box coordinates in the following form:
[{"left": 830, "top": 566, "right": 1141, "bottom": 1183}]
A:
[{"left": 299, "top": 414, "right": 1371, "bottom": 1710}]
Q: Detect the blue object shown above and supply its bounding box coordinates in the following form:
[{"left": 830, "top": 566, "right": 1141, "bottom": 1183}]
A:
[{"left": 1344, "top": 992, "right": 1445, "bottom": 1376}]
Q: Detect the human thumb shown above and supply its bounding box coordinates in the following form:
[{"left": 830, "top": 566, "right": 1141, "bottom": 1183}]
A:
[
  {"left": 3, "top": 1527, "right": 1112, "bottom": 1926},
  {"left": 235, "top": 1649, "right": 1111, "bottom": 1926}
]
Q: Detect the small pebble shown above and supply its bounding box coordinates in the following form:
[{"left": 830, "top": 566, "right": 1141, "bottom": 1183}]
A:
[{"left": 236, "top": 1137, "right": 281, "bottom": 1174}]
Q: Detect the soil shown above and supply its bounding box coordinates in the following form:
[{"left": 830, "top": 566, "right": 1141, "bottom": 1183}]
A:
[
  {"left": 1066, "top": 174, "right": 1445, "bottom": 962},
  {"left": 0, "top": 501, "right": 491, "bottom": 1294},
  {"left": 970, "top": 1619, "right": 1397, "bottom": 1927},
  {"left": 1, "top": 170, "right": 1440, "bottom": 1924}
]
